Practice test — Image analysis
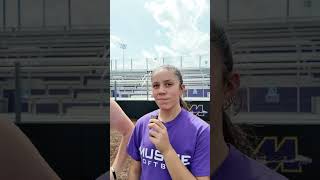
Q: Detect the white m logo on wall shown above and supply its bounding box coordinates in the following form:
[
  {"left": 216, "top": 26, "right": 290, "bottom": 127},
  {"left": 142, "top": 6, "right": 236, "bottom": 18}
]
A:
[{"left": 189, "top": 104, "right": 208, "bottom": 117}]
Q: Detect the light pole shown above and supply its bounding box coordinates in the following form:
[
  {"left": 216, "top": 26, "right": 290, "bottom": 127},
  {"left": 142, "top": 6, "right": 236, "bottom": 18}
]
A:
[{"left": 119, "top": 43, "right": 127, "bottom": 70}]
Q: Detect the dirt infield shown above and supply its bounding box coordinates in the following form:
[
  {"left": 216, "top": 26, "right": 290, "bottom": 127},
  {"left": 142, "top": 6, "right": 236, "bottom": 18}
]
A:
[{"left": 110, "top": 120, "right": 137, "bottom": 179}]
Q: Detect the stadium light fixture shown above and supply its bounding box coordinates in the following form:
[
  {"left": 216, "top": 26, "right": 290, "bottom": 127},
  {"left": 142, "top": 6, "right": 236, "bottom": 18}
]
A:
[{"left": 119, "top": 43, "right": 127, "bottom": 70}]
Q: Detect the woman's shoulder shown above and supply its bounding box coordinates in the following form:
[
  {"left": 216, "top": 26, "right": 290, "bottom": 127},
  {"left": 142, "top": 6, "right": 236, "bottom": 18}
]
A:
[
  {"left": 213, "top": 144, "right": 288, "bottom": 180},
  {"left": 241, "top": 151, "right": 288, "bottom": 180},
  {"left": 182, "top": 108, "right": 209, "bottom": 130}
]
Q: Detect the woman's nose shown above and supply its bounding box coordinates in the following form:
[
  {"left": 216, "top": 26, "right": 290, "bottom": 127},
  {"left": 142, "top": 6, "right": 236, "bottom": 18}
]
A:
[{"left": 158, "top": 85, "right": 166, "bottom": 93}]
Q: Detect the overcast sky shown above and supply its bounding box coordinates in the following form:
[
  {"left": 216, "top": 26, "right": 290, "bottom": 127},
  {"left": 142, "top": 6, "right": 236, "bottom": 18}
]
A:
[{"left": 110, "top": 0, "right": 210, "bottom": 70}]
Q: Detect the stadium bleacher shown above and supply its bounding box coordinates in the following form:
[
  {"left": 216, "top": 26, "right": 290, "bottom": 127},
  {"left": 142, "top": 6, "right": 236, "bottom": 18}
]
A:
[
  {"left": 225, "top": 20, "right": 320, "bottom": 113},
  {"left": 0, "top": 26, "right": 108, "bottom": 117},
  {"left": 0, "top": 25, "right": 109, "bottom": 180},
  {"left": 110, "top": 66, "right": 210, "bottom": 100}
]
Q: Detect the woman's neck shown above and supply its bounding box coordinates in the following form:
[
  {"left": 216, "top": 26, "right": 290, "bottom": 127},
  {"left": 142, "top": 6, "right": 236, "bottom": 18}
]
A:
[
  {"left": 159, "top": 104, "right": 181, "bottom": 123},
  {"left": 211, "top": 109, "right": 229, "bottom": 175},
  {"left": 212, "top": 134, "right": 229, "bottom": 174}
]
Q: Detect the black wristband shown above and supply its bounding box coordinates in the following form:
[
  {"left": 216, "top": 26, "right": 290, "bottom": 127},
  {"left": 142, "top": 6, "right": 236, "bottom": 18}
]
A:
[{"left": 111, "top": 167, "right": 117, "bottom": 180}]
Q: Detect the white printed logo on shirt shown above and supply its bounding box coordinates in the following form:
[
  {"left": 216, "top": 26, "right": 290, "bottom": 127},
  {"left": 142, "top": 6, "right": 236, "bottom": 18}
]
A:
[{"left": 139, "top": 146, "right": 191, "bottom": 170}]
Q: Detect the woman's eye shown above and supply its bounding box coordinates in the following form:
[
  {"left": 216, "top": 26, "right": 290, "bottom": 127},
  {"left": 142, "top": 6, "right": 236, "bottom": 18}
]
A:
[
  {"left": 165, "top": 83, "right": 172, "bottom": 87},
  {"left": 153, "top": 84, "right": 159, "bottom": 88}
]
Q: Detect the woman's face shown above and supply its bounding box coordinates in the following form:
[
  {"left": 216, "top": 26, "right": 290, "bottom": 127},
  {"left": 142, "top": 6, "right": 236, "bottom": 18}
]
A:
[{"left": 151, "top": 69, "right": 184, "bottom": 111}]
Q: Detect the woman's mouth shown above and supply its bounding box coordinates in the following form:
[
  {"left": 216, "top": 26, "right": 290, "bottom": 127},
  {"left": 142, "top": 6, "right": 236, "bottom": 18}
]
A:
[{"left": 157, "top": 98, "right": 168, "bottom": 101}]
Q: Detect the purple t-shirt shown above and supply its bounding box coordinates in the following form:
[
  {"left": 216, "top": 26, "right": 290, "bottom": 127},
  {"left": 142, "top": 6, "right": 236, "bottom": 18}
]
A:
[
  {"left": 127, "top": 108, "right": 210, "bottom": 180},
  {"left": 211, "top": 144, "right": 288, "bottom": 180}
]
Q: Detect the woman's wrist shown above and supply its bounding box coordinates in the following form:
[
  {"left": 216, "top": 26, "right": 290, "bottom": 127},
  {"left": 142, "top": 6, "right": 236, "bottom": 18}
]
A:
[{"left": 162, "top": 145, "right": 175, "bottom": 157}]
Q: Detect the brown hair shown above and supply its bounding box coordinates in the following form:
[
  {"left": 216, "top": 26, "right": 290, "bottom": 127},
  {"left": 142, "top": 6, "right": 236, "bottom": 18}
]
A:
[
  {"left": 151, "top": 65, "right": 191, "bottom": 111},
  {"left": 212, "top": 22, "right": 257, "bottom": 158}
]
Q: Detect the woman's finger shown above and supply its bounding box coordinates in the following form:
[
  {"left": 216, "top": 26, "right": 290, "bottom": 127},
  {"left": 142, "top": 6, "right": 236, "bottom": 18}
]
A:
[
  {"left": 148, "top": 122, "right": 162, "bottom": 132},
  {"left": 150, "top": 119, "right": 165, "bottom": 129},
  {"left": 149, "top": 129, "right": 158, "bottom": 138}
]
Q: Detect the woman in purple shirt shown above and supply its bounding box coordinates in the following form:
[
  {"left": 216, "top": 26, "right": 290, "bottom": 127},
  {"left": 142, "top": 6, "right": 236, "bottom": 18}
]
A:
[
  {"left": 211, "top": 22, "right": 288, "bottom": 180},
  {"left": 127, "top": 65, "right": 210, "bottom": 180}
]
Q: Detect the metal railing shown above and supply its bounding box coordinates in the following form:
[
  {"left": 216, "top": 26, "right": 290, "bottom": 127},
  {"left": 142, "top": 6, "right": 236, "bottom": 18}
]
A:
[
  {"left": 110, "top": 65, "right": 210, "bottom": 101},
  {"left": 110, "top": 54, "right": 210, "bottom": 71},
  {"left": 110, "top": 80, "right": 210, "bottom": 101}
]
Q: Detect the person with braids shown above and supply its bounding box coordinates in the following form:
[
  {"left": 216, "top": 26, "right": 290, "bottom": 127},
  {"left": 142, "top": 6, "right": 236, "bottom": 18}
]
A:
[
  {"left": 127, "top": 65, "right": 210, "bottom": 180},
  {"left": 211, "top": 22, "right": 288, "bottom": 180}
]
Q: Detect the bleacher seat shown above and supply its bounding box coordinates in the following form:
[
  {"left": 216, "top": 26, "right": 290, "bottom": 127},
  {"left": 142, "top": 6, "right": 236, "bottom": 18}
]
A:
[{"left": 0, "top": 27, "right": 108, "bottom": 115}]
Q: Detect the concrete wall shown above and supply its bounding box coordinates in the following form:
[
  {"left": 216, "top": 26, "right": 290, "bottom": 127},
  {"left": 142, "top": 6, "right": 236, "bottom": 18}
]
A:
[
  {"left": 116, "top": 100, "right": 210, "bottom": 121},
  {"left": 18, "top": 123, "right": 108, "bottom": 180}
]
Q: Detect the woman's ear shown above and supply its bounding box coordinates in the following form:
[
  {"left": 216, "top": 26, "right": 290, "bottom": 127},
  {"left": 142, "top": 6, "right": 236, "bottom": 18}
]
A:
[
  {"left": 180, "top": 84, "right": 186, "bottom": 91},
  {"left": 180, "top": 84, "right": 186, "bottom": 98},
  {"left": 224, "top": 72, "right": 240, "bottom": 99}
]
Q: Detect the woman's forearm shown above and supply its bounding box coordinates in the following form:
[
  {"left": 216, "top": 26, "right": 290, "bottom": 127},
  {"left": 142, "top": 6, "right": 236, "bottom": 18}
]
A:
[
  {"left": 128, "top": 160, "right": 141, "bottom": 180},
  {"left": 110, "top": 99, "right": 134, "bottom": 173},
  {"left": 111, "top": 133, "right": 131, "bottom": 172},
  {"left": 162, "top": 147, "right": 197, "bottom": 180}
]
